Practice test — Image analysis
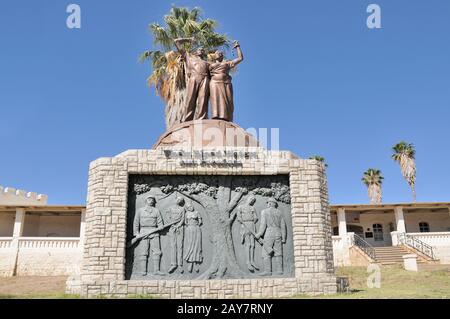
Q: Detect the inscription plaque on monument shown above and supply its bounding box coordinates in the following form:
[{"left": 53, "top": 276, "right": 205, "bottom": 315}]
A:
[{"left": 125, "top": 175, "right": 295, "bottom": 280}]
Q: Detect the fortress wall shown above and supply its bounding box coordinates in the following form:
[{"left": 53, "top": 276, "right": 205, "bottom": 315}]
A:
[{"left": 0, "top": 186, "right": 48, "bottom": 206}]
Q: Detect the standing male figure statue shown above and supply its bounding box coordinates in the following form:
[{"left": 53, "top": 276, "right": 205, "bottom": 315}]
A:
[
  {"left": 256, "top": 198, "right": 287, "bottom": 276},
  {"left": 236, "top": 195, "right": 259, "bottom": 272},
  {"left": 174, "top": 38, "right": 210, "bottom": 122},
  {"left": 133, "top": 196, "right": 165, "bottom": 276},
  {"left": 166, "top": 197, "right": 186, "bottom": 274}
]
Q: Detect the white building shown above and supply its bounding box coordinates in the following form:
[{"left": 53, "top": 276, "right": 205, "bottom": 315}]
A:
[
  {"left": 331, "top": 202, "right": 450, "bottom": 267},
  {"left": 0, "top": 186, "right": 85, "bottom": 277}
]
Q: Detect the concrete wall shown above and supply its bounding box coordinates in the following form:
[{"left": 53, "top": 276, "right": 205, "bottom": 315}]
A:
[
  {"left": 332, "top": 236, "right": 350, "bottom": 267},
  {"left": 406, "top": 232, "right": 450, "bottom": 264},
  {"left": 16, "top": 247, "right": 81, "bottom": 276},
  {"left": 0, "top": 238, "right": 82, "bottom": 277},
  {"left": 0, "top": 245, "right": 15, "bottom": 277},
  {"left": 348, "top": 246, "right": 371, "bottom": 266}
]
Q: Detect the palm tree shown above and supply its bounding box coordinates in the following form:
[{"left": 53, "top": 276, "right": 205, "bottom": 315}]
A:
[
  {"left": 392, "top": 141, "right": 416, "bottom": 202},
  {"left": 362, "top": 169, "right": 384, "bottom": 204},
  {"left": 140, "top": 6, "right": 229, "bottom": 128},
  {"left": 309, "top": 155, "right": 328, "bottom": 168}
]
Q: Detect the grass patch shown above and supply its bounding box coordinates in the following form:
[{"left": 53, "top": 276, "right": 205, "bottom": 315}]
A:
[{"left": 296, "top": 265, "right": 450, "bottom": 299}]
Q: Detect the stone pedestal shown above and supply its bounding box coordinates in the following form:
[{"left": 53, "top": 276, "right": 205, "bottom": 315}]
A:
[
  {"left": 66, "top": 122, "right": 337, "bottom": 298},
  {"left": 403, "top": 254, "right": 418, "bottom": 272}
]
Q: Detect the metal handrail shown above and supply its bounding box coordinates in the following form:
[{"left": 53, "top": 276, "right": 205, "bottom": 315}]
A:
[
  {"left": 351, "top": 233, "right": 376, "bottom": 260},
  {"left": 397, "top": 233, "right": 435, "bottom": 260}
]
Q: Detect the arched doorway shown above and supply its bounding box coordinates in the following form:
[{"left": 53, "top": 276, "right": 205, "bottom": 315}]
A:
[{"left": 373, "top": 223, "right": 384, "bottom": 242}]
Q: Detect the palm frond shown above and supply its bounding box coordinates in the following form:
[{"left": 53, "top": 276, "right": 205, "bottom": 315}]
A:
[
  {"left": 142, "top": 6, "right": 230, "bottom": 128},
  {"left": 392, "top": 141, "right": 417, "bottom": 201},
  {"left": 362, "top": 168, "right": 384, "bottom": 204}
]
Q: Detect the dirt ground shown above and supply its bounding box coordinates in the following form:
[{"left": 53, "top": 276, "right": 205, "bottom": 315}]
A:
[{"left": 0, "top": 276, "right": 67, "bottom": 298}]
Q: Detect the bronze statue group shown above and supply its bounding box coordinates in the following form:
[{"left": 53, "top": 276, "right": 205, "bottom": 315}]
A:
[{"left": 174, "top": 38, "right": 244, "bottom": 123}]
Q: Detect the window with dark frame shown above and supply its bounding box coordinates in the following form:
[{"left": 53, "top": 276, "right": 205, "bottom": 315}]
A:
[{"left": 419, "top": 222, "right": 430, "bottom": 233}]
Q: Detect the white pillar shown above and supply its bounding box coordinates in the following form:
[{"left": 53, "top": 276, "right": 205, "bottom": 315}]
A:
[
  {"left": 337, "top": 208, "right": 347, "bottom": 237},
  {"left": 11, "top": 208, "right": 25, "bottom": 276},
  {"left": 12, "top": 208, "right": 25, "bottom": 241},
  {"left": 394, "top": 207, "right": 406, "bottom": 233},
  {"left": 80, "top": 209, "right": 86, "bottom": 246}
]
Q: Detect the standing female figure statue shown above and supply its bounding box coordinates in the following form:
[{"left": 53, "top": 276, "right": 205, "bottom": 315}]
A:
[
  {"left": 183, "top": 203, "right": 203, "bottom": 273},
  {"left": 209, "top": 41, "right": 244, "bottom": 122}
]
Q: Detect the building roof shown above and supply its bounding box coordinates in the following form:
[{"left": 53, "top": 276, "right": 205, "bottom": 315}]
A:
[
  {"left": 0, "top": 205, "right": 85, "bottom": 213},
  {"left": 331, "top": 202, "right": 450, "bottom": 212}
]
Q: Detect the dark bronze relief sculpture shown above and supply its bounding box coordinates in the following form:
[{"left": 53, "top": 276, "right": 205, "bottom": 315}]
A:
[{"left": 126, "top": 175, "right": 294, "bottom": 280}]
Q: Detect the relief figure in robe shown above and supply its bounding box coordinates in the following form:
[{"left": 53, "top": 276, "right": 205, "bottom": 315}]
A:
[
  {"left": 183, "top": 203, "right": 203, "bottom": 273},
  {"left": 208, "top": 41, "right": 244, "bottom": 122}
]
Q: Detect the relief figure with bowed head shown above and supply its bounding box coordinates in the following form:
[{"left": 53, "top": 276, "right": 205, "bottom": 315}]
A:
[
  {"left": 166, "top": 197, "right": 186, "bottom": 274},
  {"left": 236, "top": 195, "right": 259, "bottom": 272}
]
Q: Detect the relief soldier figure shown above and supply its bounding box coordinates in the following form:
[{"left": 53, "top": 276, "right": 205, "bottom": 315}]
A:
[
  {"left": 256, "top": 198, "right": 287, "bottom": 276},
  {"left": 166, "top": 197, "right": 186, "bottom": 274},
  {"left": 133, "top": 196, "right": 165, "bottom": 276},
  {"left": 174, "top": 38, "right": 210, "bottom": 122},
  {"left": 209, "top": 41, "right": 244, "bottom": 122},
  {"left": 236, "top": 195, "right": 259, "bottom": 272},
  {"left": 183, "top": 203, "right": 203, "bottom": 273}
]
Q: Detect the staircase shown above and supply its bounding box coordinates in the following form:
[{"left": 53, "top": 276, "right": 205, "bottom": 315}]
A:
[
  {"left": 350, "top": 233, "right": 438, "bottom": 266},
  {"left": 373, "top": 246, "right": 429, "bottom": 265}
]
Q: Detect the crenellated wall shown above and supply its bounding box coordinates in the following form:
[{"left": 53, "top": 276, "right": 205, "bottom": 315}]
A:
[{"left": 0, "top": 186, "right": 48, "bottom": 206}]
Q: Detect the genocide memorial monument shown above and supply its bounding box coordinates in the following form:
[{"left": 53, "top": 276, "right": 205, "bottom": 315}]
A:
[{"left": 66, "top": 7, "right": 337, "bottom": 298}]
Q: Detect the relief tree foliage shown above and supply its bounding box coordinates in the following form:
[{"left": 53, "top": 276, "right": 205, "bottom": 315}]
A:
[{"left": 133, "top": 175, "right": 290, "bottom": 279}]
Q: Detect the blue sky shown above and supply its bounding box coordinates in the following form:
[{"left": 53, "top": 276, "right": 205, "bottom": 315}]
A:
[{"left": 0, "top": 0, "right": 449, "bottom": 205}]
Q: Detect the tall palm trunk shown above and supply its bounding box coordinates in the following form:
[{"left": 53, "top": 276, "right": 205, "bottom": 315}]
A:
[
  {"left": 165, "top": 88, "right": 187, "bottom": 128},
  {"left": 399, "top": 154, "right": 416, "bottom": 202},
  {"left": 368, "top": 184, "right": 382, "bottom": 205}
]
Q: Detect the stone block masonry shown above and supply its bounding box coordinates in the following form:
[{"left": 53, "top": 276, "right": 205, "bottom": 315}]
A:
[{"left": 66, "top": 148, "right": 337, "bottom": 298}]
